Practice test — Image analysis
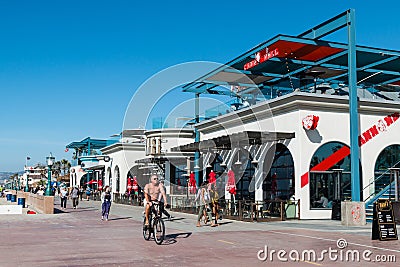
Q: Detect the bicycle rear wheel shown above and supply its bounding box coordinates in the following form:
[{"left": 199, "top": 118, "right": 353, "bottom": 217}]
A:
[
  {"left": 153, "top": 218, "right": 165, "bottom": 245},
  {"left": 143, "top": 217, "right": 152, "bottom": 240}
]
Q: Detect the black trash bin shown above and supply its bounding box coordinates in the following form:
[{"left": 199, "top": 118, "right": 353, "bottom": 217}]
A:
[
  {"left": 18, "top": 198, "right": 26, "bottom": 208},
  {"left": 11, "top": 194, "right": 17, "bottom": 203},
  {"left": 331, "top": 199, "right": 341, "bottom": 220}
]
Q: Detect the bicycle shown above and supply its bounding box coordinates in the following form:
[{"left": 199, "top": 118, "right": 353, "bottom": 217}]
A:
[{"left": 143, "top": 201, "right": 165, "bottom": 245}]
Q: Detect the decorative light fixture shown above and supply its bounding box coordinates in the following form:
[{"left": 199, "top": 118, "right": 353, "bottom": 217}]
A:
[
  {"left": 220, "top": 161, "right": 227, "bottom": 167},
  {"left": 45, "top": 152, "right": 55, "bottom": 196},
  {"left": 234, "top": 152, "right": 242, "bottom": 165},
  {"left": 206, "top": 162, "right": 212, "bottom": 168},
  {"left": 194, "top": 165, "right": 200, "bottom": 170}
]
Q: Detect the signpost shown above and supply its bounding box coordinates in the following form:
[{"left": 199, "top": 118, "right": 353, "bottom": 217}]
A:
[{"left": 372, "top": 199, "right": 398, "bottom": 241}]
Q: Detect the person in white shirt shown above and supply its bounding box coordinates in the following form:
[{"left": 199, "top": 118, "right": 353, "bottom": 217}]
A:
[
  {"left": 59, "top": 187, "right": 68, "bottom": 209},
  {"left": 101, "top": 186, "right": 112, "bottom": 221},
  {"left": 314, "top": 193, "right": 329, "bottom": 208}
]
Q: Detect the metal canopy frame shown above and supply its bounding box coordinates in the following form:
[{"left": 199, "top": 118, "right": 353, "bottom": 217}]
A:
[
  {"left": 172, "top": 131, "right": 295, "bottom": 152},
  {"left": 184, "top": 9, "right": 373, "bottom": 201},
  {"left": 183, "top": 11, "right": 400, "bottom": 97},
  {"left": 66, "top": 137, "right": 115, "bottom": 155}
]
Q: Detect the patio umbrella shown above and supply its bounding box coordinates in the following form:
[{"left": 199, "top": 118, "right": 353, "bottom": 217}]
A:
[
  {"left": 85, "top": 180, "right": 98, "bottom": 185},
  {"left": 188, "top": 172, "right": 197, "bottom": 194},
  {"left": 226, "top": 169, "right": 236, "bottom": 195},
  {"left": 97, "top": 179, "right": 103, "bottom": 191},
  {"left": 208, "top": 170, "right": 216, "bottom": 185},
  {"left": 127, "top": 177, "right": 132, "bottom": 192},
  {"left": 132, "top": 176, "right": 139, "bottom": 192}
]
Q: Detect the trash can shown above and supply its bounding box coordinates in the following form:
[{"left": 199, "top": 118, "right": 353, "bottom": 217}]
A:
[
  {"left": 18, "top": 198, "right": 26, "bottom": 208},
  {"left": 6, "top": 193, "right": 12, "bottom": 201},
  {"left": 11, "top": 194, "right": 17, "bottom": 202}
]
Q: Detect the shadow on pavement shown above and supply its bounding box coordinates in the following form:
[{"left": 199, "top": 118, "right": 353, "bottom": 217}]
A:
[
  {"left": 108, "top": 216, "right": 132, "bottom": 221},
  {"left": 162, "top": 232, "right": 192, "bottom": 245},
  {"left": 167, "top": 217, "right": 185, "bottom": 222},
  {"left": 216, "top": 221, "right": 232, "bottom": 226}
]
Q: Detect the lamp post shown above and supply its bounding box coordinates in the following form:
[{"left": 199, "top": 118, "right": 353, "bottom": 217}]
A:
[
  {"left": 45, "top": 152, "right": 55, "bottom": 196},
  {"left": 25, "top": 170, "right": 30, "bottom": 192}
]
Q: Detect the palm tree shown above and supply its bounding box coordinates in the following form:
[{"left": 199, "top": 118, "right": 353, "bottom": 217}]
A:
[
  {"left": 60, "top": 159, "right": 71, "bottom": 176},
  {"left": 52, "top": 161, "right": 61, "bottom": 180}
]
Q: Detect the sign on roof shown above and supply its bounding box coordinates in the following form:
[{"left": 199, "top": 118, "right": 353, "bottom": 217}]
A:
[{"left": 244, "top": 48, "right": 279, "bottom": 70}]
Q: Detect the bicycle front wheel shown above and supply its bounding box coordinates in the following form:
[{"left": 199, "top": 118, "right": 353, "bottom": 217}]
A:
[
  {"left": 143, "top": 217, "right": 151, "bottom": 241},
  {"left": 153, "top": 218, "right": 165, "bottom": 245}
]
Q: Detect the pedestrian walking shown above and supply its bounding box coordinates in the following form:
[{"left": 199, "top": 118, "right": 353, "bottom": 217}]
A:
[
  {"left": 101, "top": 186, "right": 112, "bottom": 221},
  {"left": 196, "top": 182, "right": 216, "bottom": 227},
  {"left": 86, "top": 186, "right": 92, "bottom": 201},
  {"left": 59, "top": 187, "right": 68, "bottom": 209},
  {"left": 79, "top": 186, "right": 84, "bottom": 201},
  {"left": 70, "top": 186, "right": 79, "bottom": 209}
]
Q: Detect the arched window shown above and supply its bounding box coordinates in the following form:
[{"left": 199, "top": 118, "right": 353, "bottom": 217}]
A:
[
  {"left": 309, "top": 142, "right": 359, "bottom": 210},
  {"left": 262, "top": 144, "right": 294, "bottom": 201},
  {"left": 374, "top": 145, "right": 400, "bottom": 194},
  {"left": 231, "top": 149, "right": 255, "bottom": 201},
  {"left": 114, "top": 166, "right": 120, "bottom": 193},
  {"left": 107, "top": 167, "right": 112, "bottom": 187}
]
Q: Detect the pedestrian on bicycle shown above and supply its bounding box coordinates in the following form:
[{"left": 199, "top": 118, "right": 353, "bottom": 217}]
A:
[{"left": 144, "top": 174, "right": 168, "bottom": 226}]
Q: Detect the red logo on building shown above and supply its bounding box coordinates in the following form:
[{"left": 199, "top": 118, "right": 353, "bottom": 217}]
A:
[
  {"left": 302, "top": 115, "right": 319, "bottom": 130},
  {"left": 301, "top": 112, "right": 400, "bottom": 188}
]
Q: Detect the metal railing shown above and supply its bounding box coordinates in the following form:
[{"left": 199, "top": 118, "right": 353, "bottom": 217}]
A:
[
  {"left": 169, "top": 195, "right": 300, "bottom": 221},
  {"left": 363, "top": 160, "right": 400, "bottom": 203}
]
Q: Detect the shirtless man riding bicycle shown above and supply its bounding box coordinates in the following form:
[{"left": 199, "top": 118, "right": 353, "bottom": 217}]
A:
[{"left": 144, "top": 174, "right": 168, "bottom": 226}]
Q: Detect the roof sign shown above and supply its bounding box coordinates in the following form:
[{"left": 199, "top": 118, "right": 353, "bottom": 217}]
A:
[{"left": 244, "top": 48, "right": 279, "bottom": 70}]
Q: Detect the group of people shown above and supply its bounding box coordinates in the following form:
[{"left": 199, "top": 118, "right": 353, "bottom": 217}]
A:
[
  {"left": 195, "top": 180, "right": 221, "bottom": 227},
  {"left": 40, "top": 173, "right": 224, "bottom": 228},
  {"left": 53, "top": 184, "right": 113, "bottom": 220}
]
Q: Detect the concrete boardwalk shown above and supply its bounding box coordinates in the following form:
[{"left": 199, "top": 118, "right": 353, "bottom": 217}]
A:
[{"left": 0, "top": 197, "right": 399, "bottom": 266}]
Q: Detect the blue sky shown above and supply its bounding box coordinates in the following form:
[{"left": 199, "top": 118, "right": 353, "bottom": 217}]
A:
[{"left": 0, "top": 0, "right": 399, "bottom": 171}]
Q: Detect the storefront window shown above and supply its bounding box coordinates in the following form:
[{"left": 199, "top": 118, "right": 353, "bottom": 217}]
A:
[
  {"left": 114, "top": 166, "right": 120, "bottom": 193},
  {"left": 374, "top": 144, "right": 400, "bottom": 194},
  {"left": 262, "top": 144, "right": 294, "bottom": 201},
  {"left": 170, "top": 162, "right": 187, "bottom": 195},
  {"left": 107, "top": 167, "right": 111, "bottom": 187},
  {"left": 232, "top": 150, "right": 255, "bottom": 201},
  {"left": 309, "top": 142, "right": 352, "bottom": 210}
]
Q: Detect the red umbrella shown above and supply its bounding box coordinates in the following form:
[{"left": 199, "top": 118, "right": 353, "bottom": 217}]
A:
[
  {"left": 85, "top": 179, "right": 97, "bottom": 185},
  {"left": 132, "top": 176, "right": 139, "bottom": 192},
  {"left": 208, "top": 170, "right": 216, "bottom": 184},
  {"left": 226, "top": 169, "right": 236, "bottom": 195},
  {"left": 188, "top": 172, "right": 197, "bottom": 194},
  {"left": 98, "top": 179, "right": 103, "bottom": 191}
]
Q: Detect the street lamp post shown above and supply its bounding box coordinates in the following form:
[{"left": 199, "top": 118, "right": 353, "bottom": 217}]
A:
[
  {"left": 45, "top": 153, "right": 55, "bottom": 196},
  {"left": 25, "top": 170, "right": 30, "bottom": 192}
]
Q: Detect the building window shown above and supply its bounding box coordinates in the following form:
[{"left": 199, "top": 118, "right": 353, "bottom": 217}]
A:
[
  {"left": 114, "top": 166, "right": 120, "bottom": 193},
  {"left": 232, "top": 150, "right": 255, "bottom": 201},
  {"left": 309, "top": 142, "right": 353, "bottom": 210},
  {"left": 262, "top": 144, "right": 294, "bottom": 201},
  {"left": 374, "top": 144, "right": 400, "bottom": 194}
]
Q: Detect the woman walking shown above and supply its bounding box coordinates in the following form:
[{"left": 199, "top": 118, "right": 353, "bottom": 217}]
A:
[
  {"left": 101, "top": 186, "right": 112, "bottom": 221},
  {"left": 59, "top": 186, "right": 68, "bottom": 210}
]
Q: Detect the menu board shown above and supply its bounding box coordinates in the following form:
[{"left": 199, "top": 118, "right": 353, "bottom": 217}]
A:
[{"left": 372, "top": 199, "right": 398, "bottom": 241}]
